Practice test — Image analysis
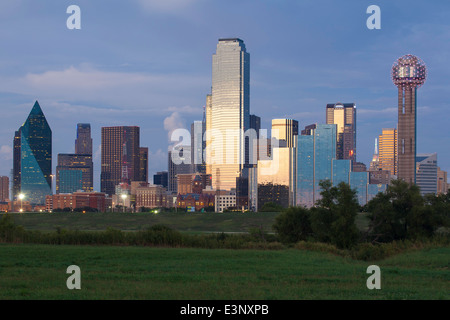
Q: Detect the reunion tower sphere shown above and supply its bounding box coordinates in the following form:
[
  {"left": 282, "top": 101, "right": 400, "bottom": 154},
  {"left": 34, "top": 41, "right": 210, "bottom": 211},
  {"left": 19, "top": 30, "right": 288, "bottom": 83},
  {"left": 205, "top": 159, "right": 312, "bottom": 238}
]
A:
[{"left": 391, "top": 54, "right": 427, "bottom": 88}]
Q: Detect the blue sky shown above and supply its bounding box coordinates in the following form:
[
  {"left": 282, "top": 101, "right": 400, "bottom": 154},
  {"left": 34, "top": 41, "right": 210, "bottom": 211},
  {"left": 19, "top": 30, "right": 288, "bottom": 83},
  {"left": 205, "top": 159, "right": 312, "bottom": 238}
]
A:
[{"left": 0, "top": 0, "right": 449, "bottom": 192}]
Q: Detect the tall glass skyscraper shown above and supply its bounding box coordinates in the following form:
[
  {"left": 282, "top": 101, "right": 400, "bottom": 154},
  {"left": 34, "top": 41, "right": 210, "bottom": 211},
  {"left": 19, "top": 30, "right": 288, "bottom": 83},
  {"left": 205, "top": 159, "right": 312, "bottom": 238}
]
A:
[
  {"left": 13, "top": 101, "right": 52, "bottom": 205},
  {"left": 297, "top": 124, "right": 336, "bottom": 207},
  {"left": 208, "top": 38, "right": 250, "bottom": 191}
]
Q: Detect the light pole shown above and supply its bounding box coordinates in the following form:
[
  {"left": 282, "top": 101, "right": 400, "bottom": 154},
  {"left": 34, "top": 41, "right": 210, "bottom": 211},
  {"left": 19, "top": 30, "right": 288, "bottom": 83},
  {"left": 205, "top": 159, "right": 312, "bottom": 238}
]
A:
[
  {"left": 121, "top": 194, "right": 127, "bottom": 213},
  {"left": 18, "top": 193, "right": 25, "bottom": 213}
]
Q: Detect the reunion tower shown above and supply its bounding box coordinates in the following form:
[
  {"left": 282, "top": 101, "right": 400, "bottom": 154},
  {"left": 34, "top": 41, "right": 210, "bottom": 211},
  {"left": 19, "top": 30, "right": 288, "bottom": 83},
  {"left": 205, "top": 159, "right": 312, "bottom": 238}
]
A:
[{"left": 391, "top": 54, "right": 427, "bottom": 185}]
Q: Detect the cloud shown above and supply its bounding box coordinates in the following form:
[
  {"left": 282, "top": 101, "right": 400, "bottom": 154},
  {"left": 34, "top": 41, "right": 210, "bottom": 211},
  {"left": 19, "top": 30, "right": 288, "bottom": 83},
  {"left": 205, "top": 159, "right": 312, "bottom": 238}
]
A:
[
  {"left": 0, "top": 145, "right": 13, "bottom": 161},
  {"left": 163, "top": 111, "right": 186, "bottom": 142},
  {"left": 136, "top": 0, "right": 203, "bottom": 14},
  {"left": 0, "top": 66, "right": 208, "bottom": 112},
  {"left": 167, "top": 105, "right": 202, "bottom": 114}
]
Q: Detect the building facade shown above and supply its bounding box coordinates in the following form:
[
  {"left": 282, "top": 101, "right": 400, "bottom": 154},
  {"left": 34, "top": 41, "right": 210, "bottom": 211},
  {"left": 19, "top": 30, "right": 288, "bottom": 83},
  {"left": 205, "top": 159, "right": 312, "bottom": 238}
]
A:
[
  {"left": 139, "top": 147, "right": 148, "bottom": 183},
  {"left": 46, "top": 192, "right": 106, "bottom": 212},
  {"left": 209, "top": 38, "right": 250, "bottom": 191},
  {"left": 75, "top": 123, "right": 92, "bottom": 155},
  {"left": 326, "top": 103, "right": 356, "bottom": 162},
  {"left": 0, "top": 176, "right": 9, "bottom": 202},
  {"left": 153, "top": 171, "right": 168, "bottom": 189},
  {"left": 378, "top": 128, "right": 398, "bottom": 176},
  {"left": 437, "top": 167, "right": 448, "bottom": 195},
  {"left": 13, "top": 101, "right": 52, "bottom": 205},
  {"left": 297, "top": 124, "right": 336, "bottom": 207},
  {"left": 416, "top": 153, "right": 437, "bottom": 196},
  {"left": 56, "top": 154, "right": 93, "bottom": 193},
  {"left": 135, "top": 185, "right": 169, "bottom": 209},
  {"left": 101, "top": 126, "right": 140, "bottom": 196}
]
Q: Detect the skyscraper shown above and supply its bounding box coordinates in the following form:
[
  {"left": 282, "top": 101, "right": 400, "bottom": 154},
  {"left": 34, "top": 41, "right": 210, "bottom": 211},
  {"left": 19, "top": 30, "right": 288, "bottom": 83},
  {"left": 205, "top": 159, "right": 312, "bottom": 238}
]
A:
[
  {"left": 271, "top": 119, "right": 298, "bottom": 148},
  {"left": 168, "top": 148, "right": 191, "bottom": 193},
  {"left": 416, "top": 153, "right": 437, "bottom": 196},
  {"left": 297, "top": 124, "right": 336, "bottom": 207},
  {"left": 101, "top": 126, "right": 140, "bottom": 196},
  {"left": 139, "top": 147, "right": 149, "bottom": 183},
  {"left": 191, "top": 120, "right": 206, "bottom": 174},
  {"left": 378, "top": 128, "right": 398, "bottom": 177},
  {"left": 153, "top": 171, "right": 168, "bottom": 189},
  {"left": 57, "top": 124, "right": 94, "bottom": 194},
  {"left": 56, "top": 154, "right": 93, "bottom": 193},
  {"left": 13, "top": 101, "right": 52, "bottom": 205},
  {"left": 209, "top": 38, "right": 250, "bottom": 191},
  {"left": 326, "top": 103, "right": 356, "bottom": 162},
  {"left": 75, "top": 123, "right": 92, "bottom": 155},
  {"left": 13, "top": 129, "right": 21, "bottom": 199},
  {"left": 392, "top": 54, "right": 427, "bottom": 184},
  {"left": 0, "top": 176, "right": 9, "bottom": 201}
]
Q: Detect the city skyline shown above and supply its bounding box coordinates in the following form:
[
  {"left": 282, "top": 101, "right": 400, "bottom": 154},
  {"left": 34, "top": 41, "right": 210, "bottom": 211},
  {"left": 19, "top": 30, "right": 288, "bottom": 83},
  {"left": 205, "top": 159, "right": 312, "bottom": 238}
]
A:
[{"left": 0, "top": 1, "right": 449, "bottom": 192}]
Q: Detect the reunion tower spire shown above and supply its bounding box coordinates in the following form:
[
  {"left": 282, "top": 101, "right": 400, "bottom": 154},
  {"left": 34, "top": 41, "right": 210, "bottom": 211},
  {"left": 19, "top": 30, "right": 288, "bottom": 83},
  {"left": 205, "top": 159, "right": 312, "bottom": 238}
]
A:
[{"left": 391, "top": 54, "right": 427, "bottom": 184}]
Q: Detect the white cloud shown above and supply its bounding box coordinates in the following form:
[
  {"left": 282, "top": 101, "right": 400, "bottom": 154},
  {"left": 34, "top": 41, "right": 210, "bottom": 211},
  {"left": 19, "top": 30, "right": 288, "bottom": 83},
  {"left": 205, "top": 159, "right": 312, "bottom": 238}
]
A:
[
  {"left": 0, "top": 145, "right": 13, "bottom": 161},
  {"left": 163, "top": 111, "right": 186, "bottom": 141}
]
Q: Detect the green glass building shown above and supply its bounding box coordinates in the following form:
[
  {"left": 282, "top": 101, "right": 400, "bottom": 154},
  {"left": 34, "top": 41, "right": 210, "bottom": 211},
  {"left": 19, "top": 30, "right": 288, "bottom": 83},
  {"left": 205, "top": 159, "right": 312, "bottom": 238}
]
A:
[{"left": 13, "top": 101, "right": 52, "bottom": 205}]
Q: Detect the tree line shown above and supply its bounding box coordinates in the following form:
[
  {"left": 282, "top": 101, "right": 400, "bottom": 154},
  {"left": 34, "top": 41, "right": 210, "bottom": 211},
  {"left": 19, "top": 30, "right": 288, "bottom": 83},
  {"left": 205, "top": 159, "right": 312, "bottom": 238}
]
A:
[{"left": 273, "top": 179, "right": 450, "bottom": 249}]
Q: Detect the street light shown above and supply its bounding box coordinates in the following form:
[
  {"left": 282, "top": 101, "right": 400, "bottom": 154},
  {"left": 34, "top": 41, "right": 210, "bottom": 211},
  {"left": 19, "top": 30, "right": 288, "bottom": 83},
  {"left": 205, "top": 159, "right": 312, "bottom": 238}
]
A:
[
  {"left": 121, "top": 194, "right": 127, "bottom": 213},
  {"left": 18, "top": 193, "right": 25, "bottom": 213}
]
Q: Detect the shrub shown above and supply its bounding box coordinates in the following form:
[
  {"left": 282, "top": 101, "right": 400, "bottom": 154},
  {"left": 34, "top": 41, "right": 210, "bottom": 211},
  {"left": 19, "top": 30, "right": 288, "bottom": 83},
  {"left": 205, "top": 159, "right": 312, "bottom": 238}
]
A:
[{"left": 273, "top": 207, "right": 312, "bottom": 244}]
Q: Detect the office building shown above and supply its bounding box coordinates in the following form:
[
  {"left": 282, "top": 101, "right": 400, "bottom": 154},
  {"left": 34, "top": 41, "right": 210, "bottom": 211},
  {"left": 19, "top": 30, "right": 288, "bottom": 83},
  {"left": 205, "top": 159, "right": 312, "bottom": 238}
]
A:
[
  {"left": 75, "top": 123, "right": 92, "bottom": 155},
  {"left": 369, "top": 138, "right": 380, "bottom": 171},
  {"left": 101, "top": 126, "right": 140, "bottom": 195},
  {"left": 326, "top": 103, "right": 356, "bottom": 162},
  {"left": 136, "top": 185, "right": 169, "bottom": 209},
  {"left": 437, "top": 167, "right": 448, "bottom": 195},
  {"left": 168, "top": 148, "right": 192, "bottom": 193},
  {"left": 378, "top": 128, "right": 398, "bottom": 176},
  {"left": 271, "top": 119, "right": 298, "bottom": 148},
  {"left": 56, "top": 154, "right": 93, "bottom": 193},
  {"left": 0, "top": 176, "right": 9, "bottom": 201},
  {"left": 13, "top": 101, "right": 52, "bottom": 205},
  {"left": 46, "top": 192, "right": 106, "bottom": 212},
  {"left": 392, "top": 54, "right": 427, "bottom": 184},
  {"left": 139, "top": 147, "right": 148, "bottom": 183},
  {"left": 297, "top": 124, "right": 336, "bottom": 207},
  {"left": 258, "top": 145, "right": 296, "bottom": 208},
  {"left": 153, "top": 171, "right": 168, "bottom": 189},
  {"left": 191, "top": 120, "right": 206, "bottom": 174},
  {"left": 416, "top": 153, "right": 437, "bottom": 196},
  {"left": 209, "top": 38, "right": 250, "bottom": 191}
]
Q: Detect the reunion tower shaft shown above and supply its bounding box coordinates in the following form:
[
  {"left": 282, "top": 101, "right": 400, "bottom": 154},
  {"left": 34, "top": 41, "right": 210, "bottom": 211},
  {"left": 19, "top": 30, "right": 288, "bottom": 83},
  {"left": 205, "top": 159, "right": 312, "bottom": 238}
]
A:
[{"left": 391, "top": 54, "right": 427, "bottom": 185}]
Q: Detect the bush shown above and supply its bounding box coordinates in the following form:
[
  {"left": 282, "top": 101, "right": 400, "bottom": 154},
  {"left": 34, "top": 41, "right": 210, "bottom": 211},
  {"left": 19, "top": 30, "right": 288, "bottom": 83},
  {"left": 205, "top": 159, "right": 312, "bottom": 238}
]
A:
[{"left": 273, "top": 207, "right": 312, "bottom": 244}]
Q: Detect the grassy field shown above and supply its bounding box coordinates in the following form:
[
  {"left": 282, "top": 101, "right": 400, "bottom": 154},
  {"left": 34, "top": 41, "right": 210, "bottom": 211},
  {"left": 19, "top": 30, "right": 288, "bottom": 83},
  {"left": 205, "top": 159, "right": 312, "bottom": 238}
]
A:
[
  {"left": 0, "top": 244, "right": 448, "bottom": 300},
  {"left": 8, "top": 211, "right": 280, "bottom": 233},
  {"left": 6, "top": 211, "right": 370, "bottom": 234}
]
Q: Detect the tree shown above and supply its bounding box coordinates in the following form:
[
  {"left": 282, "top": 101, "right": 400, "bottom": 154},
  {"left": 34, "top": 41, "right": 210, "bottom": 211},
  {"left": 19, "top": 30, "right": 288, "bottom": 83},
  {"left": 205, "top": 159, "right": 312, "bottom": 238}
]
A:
[
  {"left": 312, "top": 180, "right": 360, "bottom": 249},
  {"left": 366, "top": 179, "right": 447, "bottom": 242},
  {"left": 273, "top": 206, "right": 312, "bottom": 243}
]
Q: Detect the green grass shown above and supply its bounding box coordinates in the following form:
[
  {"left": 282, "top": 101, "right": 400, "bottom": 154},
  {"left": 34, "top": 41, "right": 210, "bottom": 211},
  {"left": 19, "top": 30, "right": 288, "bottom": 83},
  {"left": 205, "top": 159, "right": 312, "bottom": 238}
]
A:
[
  {"left": 8, "top": 211, "right": 280, "bottom": 233},
  {"left": 0, "top": 244, "right": 448, "bottom": 299}
]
